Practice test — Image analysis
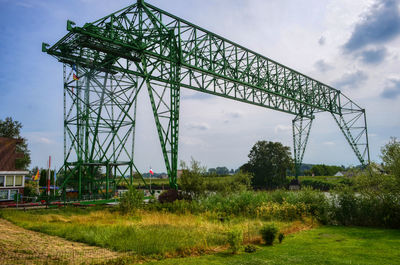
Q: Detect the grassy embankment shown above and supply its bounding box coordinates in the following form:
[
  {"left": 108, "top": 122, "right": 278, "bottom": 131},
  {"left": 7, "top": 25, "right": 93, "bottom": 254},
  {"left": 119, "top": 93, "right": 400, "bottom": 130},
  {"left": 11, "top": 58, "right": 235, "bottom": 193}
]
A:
[{"left": 0, "top": 207, "right": 312, "bottom": 260}]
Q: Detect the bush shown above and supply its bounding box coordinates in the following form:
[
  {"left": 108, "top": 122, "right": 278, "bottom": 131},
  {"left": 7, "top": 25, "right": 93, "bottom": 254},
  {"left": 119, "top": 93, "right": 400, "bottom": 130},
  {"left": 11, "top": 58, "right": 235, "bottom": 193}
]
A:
[
  {"left": 227, "top": 228, "right": 243, "bottom": 254},
  {"left": 278, "top": 233, "right": 284, "bottom": 243},
  {"left": 256, "top": 201, "right": 309, "bottom": 221},
  {"left": 119, "top": 186, "right": 144, "bottom": 214},
  {"left": 244, "top": 244, "right": 257, "bottom": 253},
  {"left": 158, "top": 189, "right": 182, "bottom": 203},
  {"left": 301, "top": 179, "right": 335, "bottom": 191},
  {"left": 178, "top": 159, "right": 207, "bottom": 199},
  {"left": 329, "top": 187, "right": 400, "bottom": 228},
  {"left": 260, "top": 224, "right": 278, "bottom": 245}
]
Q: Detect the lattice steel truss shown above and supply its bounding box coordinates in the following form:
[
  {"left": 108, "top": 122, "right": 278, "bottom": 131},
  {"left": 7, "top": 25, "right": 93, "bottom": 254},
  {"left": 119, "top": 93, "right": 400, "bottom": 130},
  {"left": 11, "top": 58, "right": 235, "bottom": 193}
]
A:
[{"left": 43, "top": 0, "right": 370, "bottom": 196}]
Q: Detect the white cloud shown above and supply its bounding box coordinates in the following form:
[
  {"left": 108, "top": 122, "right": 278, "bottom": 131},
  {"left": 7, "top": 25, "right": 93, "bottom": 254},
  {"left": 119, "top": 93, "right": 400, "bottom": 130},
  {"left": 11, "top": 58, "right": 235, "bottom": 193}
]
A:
[{"left": 274, "top": 125, "right": 291, "bottom": 134}]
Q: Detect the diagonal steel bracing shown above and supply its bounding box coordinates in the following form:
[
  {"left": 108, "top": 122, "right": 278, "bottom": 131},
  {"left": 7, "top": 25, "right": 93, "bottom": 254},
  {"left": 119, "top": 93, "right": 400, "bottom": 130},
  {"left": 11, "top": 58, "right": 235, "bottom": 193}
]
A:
[
  {"left": 44, "top": 0, "right": 370, "bottom": 193},
  {"left": 292, "top": 115, "right": 313, "bottom": 180}
]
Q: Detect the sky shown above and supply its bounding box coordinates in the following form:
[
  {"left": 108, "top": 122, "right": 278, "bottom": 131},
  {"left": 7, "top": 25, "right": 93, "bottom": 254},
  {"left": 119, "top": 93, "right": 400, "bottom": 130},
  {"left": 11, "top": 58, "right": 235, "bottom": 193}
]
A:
[{"left": 0, "top": 0, "right": 399, "bottom": 172}]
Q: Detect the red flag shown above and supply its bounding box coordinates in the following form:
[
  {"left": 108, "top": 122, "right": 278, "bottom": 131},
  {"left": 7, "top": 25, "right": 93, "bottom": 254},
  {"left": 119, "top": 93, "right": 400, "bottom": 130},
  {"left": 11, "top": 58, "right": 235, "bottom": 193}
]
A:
[
  {"left": 73, "top": 73, "right": 79, "bottom": 81},
  {"left": 149, "top": 168, "right": 154, "bottom": 175}
]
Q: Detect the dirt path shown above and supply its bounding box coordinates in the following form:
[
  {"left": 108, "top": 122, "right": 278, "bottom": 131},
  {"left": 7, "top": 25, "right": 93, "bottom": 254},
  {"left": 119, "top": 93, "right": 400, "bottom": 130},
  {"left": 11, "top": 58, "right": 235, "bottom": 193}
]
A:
[{"left": 0, "top": 218, "right": 124, "bottom": 264}]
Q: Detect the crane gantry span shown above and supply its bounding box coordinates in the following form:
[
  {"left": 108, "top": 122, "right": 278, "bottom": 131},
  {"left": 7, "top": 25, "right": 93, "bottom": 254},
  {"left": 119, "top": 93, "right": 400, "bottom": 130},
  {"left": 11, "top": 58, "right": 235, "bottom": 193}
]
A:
[{"left": 43, "top": 0, "right": 370, "bottom": 198}]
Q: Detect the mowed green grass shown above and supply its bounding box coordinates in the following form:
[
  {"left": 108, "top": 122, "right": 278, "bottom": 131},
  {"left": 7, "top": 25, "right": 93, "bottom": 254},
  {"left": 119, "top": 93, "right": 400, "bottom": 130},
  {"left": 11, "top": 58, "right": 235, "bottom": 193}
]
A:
[{"left": 146, "top": 226, "right": 400, "bottom": 265}]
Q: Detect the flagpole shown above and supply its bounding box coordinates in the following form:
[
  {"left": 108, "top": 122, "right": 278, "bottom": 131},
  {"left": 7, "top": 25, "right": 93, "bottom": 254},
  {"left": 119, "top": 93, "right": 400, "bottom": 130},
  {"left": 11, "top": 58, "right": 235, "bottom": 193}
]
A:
[
  {"left": 53, "top": 168, "right": 56, "bottom": 197},
  {"left": 47, "top": 156, "right": 51, "bottom": 197}
]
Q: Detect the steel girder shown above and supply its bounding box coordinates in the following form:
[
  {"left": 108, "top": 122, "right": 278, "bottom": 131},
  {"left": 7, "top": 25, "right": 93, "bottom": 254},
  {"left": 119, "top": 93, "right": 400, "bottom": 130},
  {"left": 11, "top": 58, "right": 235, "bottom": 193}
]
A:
[
  {"left": 44, "top": 0, "right": 370, "bottom": 192},
  {"left": 292, "top": 115, "right": 313, "bottom": 179}
]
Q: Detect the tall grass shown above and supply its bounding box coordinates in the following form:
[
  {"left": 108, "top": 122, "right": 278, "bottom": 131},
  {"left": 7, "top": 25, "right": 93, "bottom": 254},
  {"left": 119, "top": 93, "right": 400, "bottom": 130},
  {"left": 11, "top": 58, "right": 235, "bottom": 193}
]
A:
[
  {"left": 2, "top": 208, "right": 292, "bottom": 257},
  {"left": 149, "top": 188, "right": 328, "bottom": 223}
]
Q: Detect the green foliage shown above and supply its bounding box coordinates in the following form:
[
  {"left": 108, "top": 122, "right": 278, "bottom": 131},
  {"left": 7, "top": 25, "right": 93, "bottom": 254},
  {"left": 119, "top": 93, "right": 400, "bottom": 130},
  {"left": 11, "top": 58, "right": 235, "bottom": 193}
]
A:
[
  {"left": 278, "top": 233, "right": 284, "bottom": 243},
  {"left": 179, "top": 158, "right": 207, "bottom": 199},
  {"left": 119, "top": 186, "right": 144, "bottom": 214},
  {"left": 304, "top": 164, "right": 343, "bottom": 176},
  {"left": 227, "top": 228, "right": 243, "bottom": 254},
  {"left": 381, "top": 137, "right": 400, "bottom": 179},
  {"left": 244, "top": 244, "right": 257, "bottom": 253},
  {"left": 23, "top": 181, "right": 38, "bottom": 198},
  {"left": 205, "top": 171, "right": 253, "bottom": 195},
  {"left": 242, "top": 141, "right": 293, "bottom": 189},
  {"left": 0, "top": 117, "right": 31, "bottom": 169},
  {"left": 179, "top": 159, "right": 253, "bottom": 198},
  {"left": 355, "top": 163, "right": 400, "bottom": 196},
  {"left": 297, "top": 175, "right": 354, "bottom": 191},
  {"left": 148, "top": 226, "right": 400, "bottom": 265},
  {"left": 300, "top": 179, "right": 336, "bottom": 191},
  {"left": 329, "top": 185, "right": 400, "bottom": 228},
  {"left": 260, "top": 223, "right": 278, "bottom": 245},
  {"left": 208, "top": 166, "right": 230, "bottom": 175}
]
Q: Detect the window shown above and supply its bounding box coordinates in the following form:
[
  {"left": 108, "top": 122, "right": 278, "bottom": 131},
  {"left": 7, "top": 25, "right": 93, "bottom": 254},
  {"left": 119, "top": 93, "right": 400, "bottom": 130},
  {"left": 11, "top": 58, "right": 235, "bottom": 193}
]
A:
[
  {"left": 0, "top": 176, "right": 4, "bottom": 187},
  {"left": 0, "top": 190, "right": 8, "bottom": 200},
  {"left": 9, "top": 190, "right": 18, "bottom": 201},
  {"left": 6, "top": 176, "right": 14, "bottom": 187},
  {"left": 15, "top": 176, "right": 23, "bottom": 186}
]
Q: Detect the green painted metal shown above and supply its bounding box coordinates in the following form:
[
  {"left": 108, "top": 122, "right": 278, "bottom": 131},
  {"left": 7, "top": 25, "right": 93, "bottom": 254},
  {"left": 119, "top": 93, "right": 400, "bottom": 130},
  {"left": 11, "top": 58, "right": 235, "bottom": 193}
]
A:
[
  {"left": 43, "top": 0, "right": 370, "bottom": 193},
  {"left": 292, "top": 115, "right": 313, "bottom": 180}
]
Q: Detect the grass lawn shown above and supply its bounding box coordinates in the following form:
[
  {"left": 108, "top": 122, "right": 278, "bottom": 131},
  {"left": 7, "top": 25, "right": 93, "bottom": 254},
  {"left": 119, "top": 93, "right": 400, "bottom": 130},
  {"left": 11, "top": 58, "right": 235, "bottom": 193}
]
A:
[{"left": 146, "top": 226, "right": 400, "bottom": 265}]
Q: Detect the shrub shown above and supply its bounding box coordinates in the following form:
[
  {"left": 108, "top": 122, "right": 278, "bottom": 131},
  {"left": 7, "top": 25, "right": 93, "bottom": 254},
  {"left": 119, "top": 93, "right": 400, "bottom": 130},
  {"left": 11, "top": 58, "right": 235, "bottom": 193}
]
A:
[
  {"left": 158, "top": 189, "right": 181, "bottom": 203},
  {"left": 260, "top": 223, "right": 278, "bottom": 245},
  {"left": 301, "top": 179, "right": 335, "bottom": 191},
  {"left": 178, "top": 159, "right": 207, "bottom": 199},
  {"left": 256, "top": 201, "right": 309, "bottom": 221},
  {"left": 244, "top": 244, "right": 257, "bottom": 253},
  {"left": 227, "top": 228, "right": 243, "bottom": 254},
  {"left": 118, "top": 186, "right": 144, "bottom": 214},
  {"left": 278, "top": 233, "right": 284, "bottom": 243},
  {"left": 329, "top": 187, "right": 400, "bottom": 228}
]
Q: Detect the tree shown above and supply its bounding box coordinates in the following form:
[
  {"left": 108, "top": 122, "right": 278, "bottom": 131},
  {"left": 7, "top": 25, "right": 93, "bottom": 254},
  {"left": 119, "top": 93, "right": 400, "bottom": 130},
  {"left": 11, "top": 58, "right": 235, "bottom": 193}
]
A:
[
  {"left": 0, "top": 117, "right": 31, "bottom": 169},
  {"left": 304, "top": 164, "right": 343, "bottom": 176},
  {"left": 381, "top": 137, "right": 400, "bottom": 178},
  {"left": 216, "top": 166, "right": 229, "bottom": 175},
  {"left": 178, "top": 158, "right": 207, "bottom": 199},
  {"left": 241, "top": 141, "right": 293, "bottom": 189}
]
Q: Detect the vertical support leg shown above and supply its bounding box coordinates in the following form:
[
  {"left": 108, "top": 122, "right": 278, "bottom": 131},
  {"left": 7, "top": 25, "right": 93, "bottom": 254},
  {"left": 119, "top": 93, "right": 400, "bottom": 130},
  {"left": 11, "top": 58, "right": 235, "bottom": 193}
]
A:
[
  {"left": 292, "top": 115, "right": 313, "bottom": 180},
  {"left": 143, "top": 58, "right": 181, "bottom": 189}
]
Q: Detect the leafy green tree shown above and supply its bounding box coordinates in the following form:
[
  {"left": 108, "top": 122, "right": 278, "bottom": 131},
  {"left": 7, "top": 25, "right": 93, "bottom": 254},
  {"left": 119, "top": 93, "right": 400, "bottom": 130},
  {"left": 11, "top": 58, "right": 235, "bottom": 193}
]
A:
[
  {"left": 0, "top": 117, "right": 31, "bottom": 169},
  {"left": 381, "top": 137, "right": 400, "bottom": 178},
  {"left": 304, "top": 164, "right": 343, "bottom": 176},
  {"left": 216, "top": 166, "right": 230, "bottom": 175},
  {"left": 179, "top": 158, "right": 207, "bottom": 199},
  {"left": 241, "top": 141, "right": 293, "bottom": 189},
  {"left": 119, "top": 186, "right": 144, "bottom": 214}
]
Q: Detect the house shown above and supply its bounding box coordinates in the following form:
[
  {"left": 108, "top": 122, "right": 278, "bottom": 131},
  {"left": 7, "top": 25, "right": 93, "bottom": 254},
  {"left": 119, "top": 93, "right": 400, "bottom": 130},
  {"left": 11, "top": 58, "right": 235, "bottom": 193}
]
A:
[
  {"left": 334, "top": 171, "right": 345, "bottom": 177},
  {"left": 0, "top": 137, "right": 29, "bottom": 202},
  {"left": 177, "top": 170, "right": 183, "bottom": 178}
]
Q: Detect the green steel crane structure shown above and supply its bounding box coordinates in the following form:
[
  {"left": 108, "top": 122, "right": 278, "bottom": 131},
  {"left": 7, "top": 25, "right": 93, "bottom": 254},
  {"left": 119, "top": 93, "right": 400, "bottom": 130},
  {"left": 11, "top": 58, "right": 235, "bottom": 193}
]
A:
[{"left": 43, "top": 0, "right": 370, "bottom": 198}]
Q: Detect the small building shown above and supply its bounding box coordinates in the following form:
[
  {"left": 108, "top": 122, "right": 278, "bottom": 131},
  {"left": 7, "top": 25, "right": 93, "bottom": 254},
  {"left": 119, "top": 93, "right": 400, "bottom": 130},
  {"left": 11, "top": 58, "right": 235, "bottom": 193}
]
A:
[
  {"left": 177, "top": 170, "right": 183, "bottom": 178},
  {"left": 0, "top": 171, "right": 27, "bottom": 201},
  {"left": 0, "top": 137, "right": 29, "bottom": 202},
  {"left": 334, "top": 171, "right": 344, "bottom": 177}
]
